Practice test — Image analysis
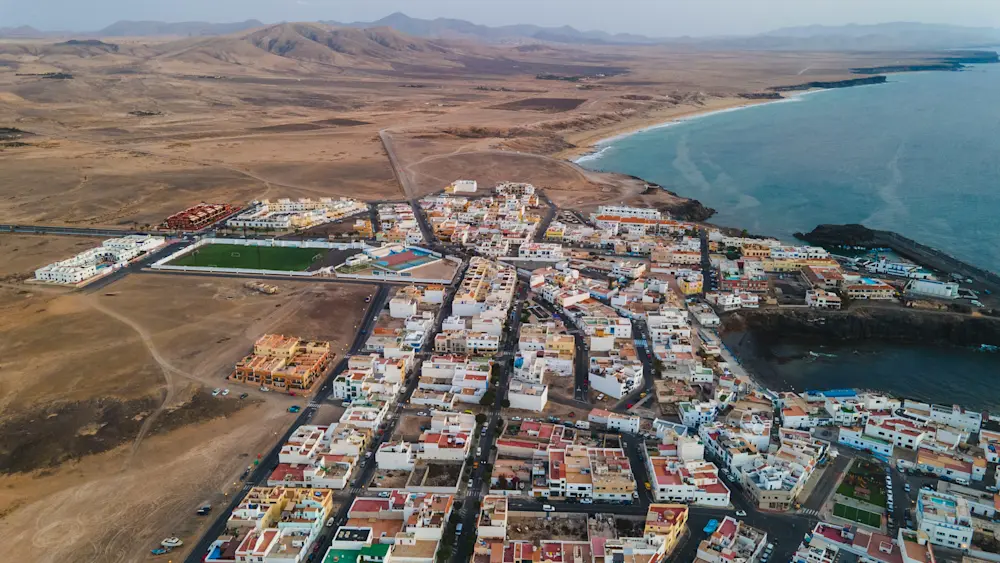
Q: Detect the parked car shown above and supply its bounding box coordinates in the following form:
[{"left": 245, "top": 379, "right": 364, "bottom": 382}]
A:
[
  {"left": 580, "top": 498, "right": 593, "bottom": 504},
  {"left": 196, "top": 504, "right": 212, "bottom": 516},
  {"left": 288, "top": 405, "right": 301, "bottom": 413},
  {"left": 735, "top": 510, "right": 747, "bottom": 517},
  {"left": 511, "top": 416, "right": 522, "bottom": 421},
  {"left": 542, "top": 504, "right": 555, "bottom": 512},
  {"left": 221, "top": 388, "right": 229, "bottom": 396},
  {"left": 211, "top": 388, "right": 221, "bottom": 396},
  {"left": 239, "top": 393, "right": 249, "bottom": 400}
]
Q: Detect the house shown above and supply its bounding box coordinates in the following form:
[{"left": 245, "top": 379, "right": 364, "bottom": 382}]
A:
[
  {"left": 806, "top": 289, "right": 842, "bottom": 309},
  {"left": 694, "top": 516, "right": 768, "bottom": 563},
  {"left": 915, "top": 489, "right": 973, "bottom": 550}
]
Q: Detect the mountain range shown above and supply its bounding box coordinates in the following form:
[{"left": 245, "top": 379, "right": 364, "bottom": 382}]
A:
[{"left": 5, "top": 14, "right": 1000, "bottom": 51}]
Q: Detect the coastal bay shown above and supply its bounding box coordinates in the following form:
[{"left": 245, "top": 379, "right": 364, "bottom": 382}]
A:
[
  {"left": 576, "top": 62, "right": 1000, "bottom": 274},
  {"left": 726, "top": 331, "right": 1000, "bottom": 412}
]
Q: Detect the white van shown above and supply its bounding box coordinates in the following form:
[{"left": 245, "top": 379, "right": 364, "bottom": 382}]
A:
[{"left": 542, "top": 504, "right": 555, "bottom": 512}]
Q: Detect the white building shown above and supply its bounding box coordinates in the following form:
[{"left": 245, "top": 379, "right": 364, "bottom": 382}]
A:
[
  {"left": 448, "top": 180, "right": 478, "bottom": 193},
  {"left": 593, "top": 205, "right": 662, "bottom": 221},
  {"left": 34, "top": 234, "right": 164, "bottom": 284},
  {"left": 679, "top": 401, "right": 719, "bottom": 428},
  {"left": 838, "top": 426, "right": 893, "bottom": 458},
  {"left": 589, "top": 361, "right": 643, "bottom": 399},
  {"left": 915, "top": 489, "right": 973, "bottom": 550},
  {"left": 806, "top": 289, "right": 842, "bottom": 309},
  {"left": 588, "top": 409, "right": 641, "bottom": 433},
  {"left": 905, "top": 279, "right": 960, "bottom": 299},
  {"left": 518, "top": 243, "right": 564, "bottom": 261},
  {"left": 507, "top": 380, "right": 548, "bottom": 411}
]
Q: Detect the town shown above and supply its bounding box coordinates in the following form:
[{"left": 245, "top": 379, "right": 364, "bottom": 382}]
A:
[{"left": 7, "top": 179, "right": 999, "bottom": 563}]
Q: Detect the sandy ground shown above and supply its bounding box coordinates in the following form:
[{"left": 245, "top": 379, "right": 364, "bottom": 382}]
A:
[
  {"left": 0, "top": 234, "right": 102, "bottom": 280},
  {"left": 0, "top": 273, "right": 374, "bottom": 563}
]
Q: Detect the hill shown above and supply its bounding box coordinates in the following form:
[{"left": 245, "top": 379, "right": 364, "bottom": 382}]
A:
[
  {"left": 98, "top": 19, "right": 265, "bottom": 37},
  {"left": 151, "top": 23, "right": 464, "bottom": 73},
  {"left": 330, "top": 12, "right": 661, "bottom": 45}
]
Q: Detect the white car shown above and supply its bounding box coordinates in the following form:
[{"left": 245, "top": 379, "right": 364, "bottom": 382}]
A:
[
  {"left": 511, "top": 416, "right": 522, "bottom": 421},
  {"left": 211, "top": 388, "right": 221, "bottom": 396},
  {"left": 735, "top": 510, "right": 747, "bottom": 517},
  {"left": 221, "top": 388, "right": 230, "bottom": 396}
]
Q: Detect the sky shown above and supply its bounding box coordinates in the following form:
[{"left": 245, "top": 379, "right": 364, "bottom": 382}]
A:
[{"left": 2, "top": 0, "right": 999, "bottom": 36}]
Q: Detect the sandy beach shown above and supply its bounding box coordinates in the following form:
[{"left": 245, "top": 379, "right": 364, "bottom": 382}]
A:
[{"left": 555, "top": 96, "right": 774, "bottom": 161}]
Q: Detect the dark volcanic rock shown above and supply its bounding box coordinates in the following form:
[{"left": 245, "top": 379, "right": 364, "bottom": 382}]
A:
[{"left": 769, "top": 76, "right": 886, "bottom": 92}]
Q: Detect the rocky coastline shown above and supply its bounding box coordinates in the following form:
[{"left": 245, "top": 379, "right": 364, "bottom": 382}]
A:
[
  {"left": 851, "top": 50, "right": 1000, "bottom": 74},
  {"left": 768, "top": 75, "right": 887, "bottom": 92},
  {"left": 630, "top": 175, "right": 717, "bottom": 222}
]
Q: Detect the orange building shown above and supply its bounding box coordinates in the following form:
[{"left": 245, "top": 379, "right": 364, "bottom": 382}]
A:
[
  {"left": 230, "top": 334, "right": 333, "bottom": 394},
  {"left": 644, "top": 504, "right": 689, "bottom": 555}
]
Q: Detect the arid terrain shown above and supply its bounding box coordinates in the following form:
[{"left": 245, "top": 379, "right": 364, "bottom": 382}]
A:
[
  {"left": 0, "top": 24, "right": 941, "bottom": 225},
  {"left": 0, "top": 271, "right": 373, "bottom": 562},
  {"left": 0, "top": 21, "right": 950, "bottom": 563}
]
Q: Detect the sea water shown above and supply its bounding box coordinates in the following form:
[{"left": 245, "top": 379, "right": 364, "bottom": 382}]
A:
[{"left": 579, "top": 63, "right": 1000, "bottom": 274}]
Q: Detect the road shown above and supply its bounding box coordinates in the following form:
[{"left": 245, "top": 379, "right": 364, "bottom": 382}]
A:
[
  {"left": 0, "top": 223, "right": 160, "bottom": 237},
  {"left": 533, "top": 191, "right": 558, "bottom": 243},
  {"left": 450, "top": 281, "right": 528, "bottom": 563},
  {"left": 183, "top": 283, "right": 391, "bottom": 563}
]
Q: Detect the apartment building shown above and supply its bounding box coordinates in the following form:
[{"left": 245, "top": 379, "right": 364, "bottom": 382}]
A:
[
  {"left": 266, "top": 424, "right": 362, "bottom": 489},
  {"left": 794, "top": 523, "right": 936, "bottom": 563},
  {"left": 588, "top": 409, "right": 641, "bottom": 433},
  {"left": 644, "top": 504, "right": 689, "bottom": 555},
  {"left": 519, "top": 243, "right": 565, "bottom": 261},
  {"left": 452, "top": 257, "right": 517, "bottom": 317},
  {"left": 679, "top": 401, "right": 720, "bottom": 428},
  {"left": 228, "top": 197, "right": 366, "bottom": 230},
  {"left": 915, "top": 489, "right": 973, "bottom": 550},
  {"left": 844, "top": 277, "right": 896, "bottom": 300},
  {"left": 164, "top": 203, "right": 236, "bottom": 230},
  {"left": 204, "top": 486, "right": 334, "bottom": 563},
  {"left": 838, "top": 426, "right": 893, "bottom": 458},
  {"left": 507, "top": 380, "right": 549, "bottom": 411},
  {"left": 700, "top": 422, "right": 761, "bottom": 475},
  {"left": 35, "top": 234, "right": 165, "bottom": 284},
  {"left": 902, "top": 401, "right": 983, "bottom": 433},
  {"left": 647, "top": 456, "right": 731, "bottom": 506},
  {"left": 589, "top": 358, "right": 643, "bottom": 399},
  {"left": 231, "top": 334, "right": 333, "bottom": 393}
]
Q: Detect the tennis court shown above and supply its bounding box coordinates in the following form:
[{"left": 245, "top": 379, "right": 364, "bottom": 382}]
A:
[
  {"left": 833, "top": 503, "right": 882, "bottom": 528},
  {"left": 169, "top": 244, "right": 325, "bottom": 271}
]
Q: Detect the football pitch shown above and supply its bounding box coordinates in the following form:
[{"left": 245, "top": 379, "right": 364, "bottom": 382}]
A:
[
  {"left": 833, "top": 503, "right": 882, "bottom": 528},
  {"left": 169, "top": 244, "right": 325, "bottom": 271}
]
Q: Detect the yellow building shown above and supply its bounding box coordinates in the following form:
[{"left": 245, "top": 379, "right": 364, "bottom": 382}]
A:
[
  {"left": 678, "top": 275, "right": 703, "bottom": 295},
  {"left": 233, "top": 334, "right": 333, "bottom": 394},
  {"left": 741, "top": 243, "right": 772, "bottom": 259},
  {"left": 545, "top": 333, "right": 576, "bottom": 361},
  {"left": 645, "top": 504, "right": 689, "bottom": 554}
]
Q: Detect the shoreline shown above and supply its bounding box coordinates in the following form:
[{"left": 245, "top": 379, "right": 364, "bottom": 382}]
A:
[{"left": 562, "top": 88, "right": 835, "bottom": 163}]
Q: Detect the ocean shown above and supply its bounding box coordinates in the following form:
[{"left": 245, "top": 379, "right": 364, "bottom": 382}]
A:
[
  {"left": 580, "top": 64, "right": 1000, "bottom": 407},
  {"left": 726, "top": 333, "right": 1000, "bottom": 412},
  {"left": 578, "top": 63, "right": 1000, "bottom": 274}
]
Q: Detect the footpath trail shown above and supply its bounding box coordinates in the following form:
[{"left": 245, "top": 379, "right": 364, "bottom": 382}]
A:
[{"left": 80, "top": 294, "right": 196, "bottom": 467}]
